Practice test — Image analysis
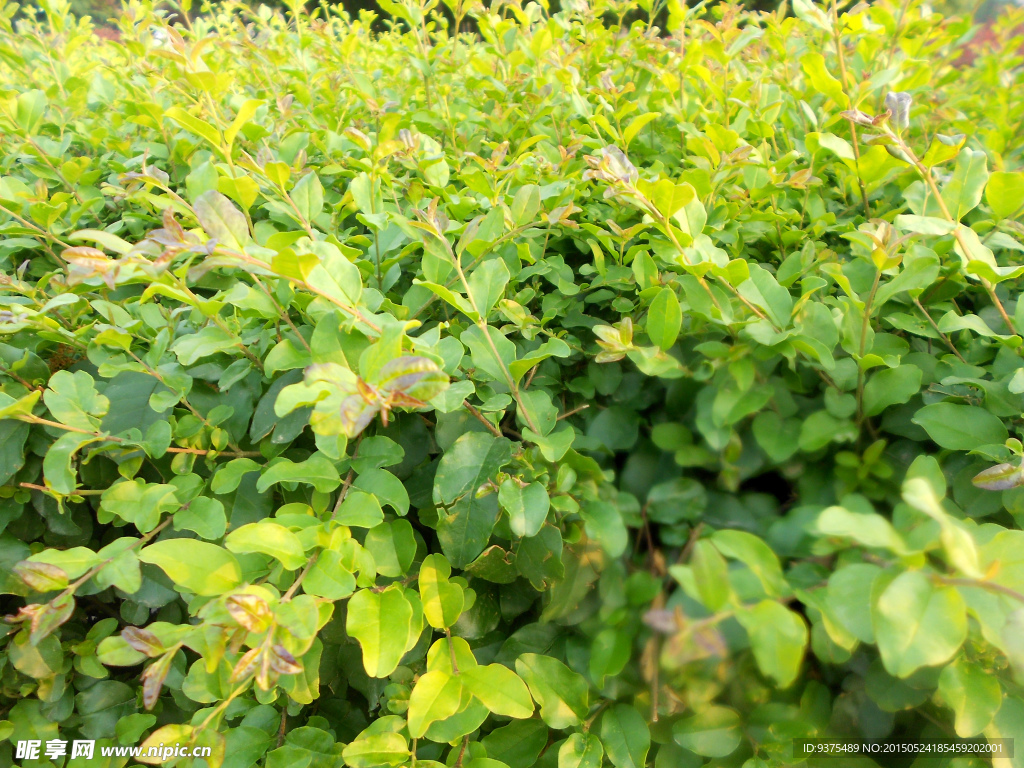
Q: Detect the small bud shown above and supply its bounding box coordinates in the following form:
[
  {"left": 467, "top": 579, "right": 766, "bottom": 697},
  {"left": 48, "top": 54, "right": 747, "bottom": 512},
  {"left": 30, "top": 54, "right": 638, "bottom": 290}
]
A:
[
  {"left": 884, "top": 91, "right": 912, "bottom": 131},
  {"left": 972, "top": 463, "right": 1024, "bottom": 491},
  {"left": 841, "top": 109, "right": 876, "bottom": 127}
]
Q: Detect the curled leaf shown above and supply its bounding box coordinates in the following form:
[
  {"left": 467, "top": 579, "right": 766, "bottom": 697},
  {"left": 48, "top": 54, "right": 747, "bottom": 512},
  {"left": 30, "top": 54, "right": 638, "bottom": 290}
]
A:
[
  {"left": 140, "top": 652, "right": 175, "bottom": 709},
  {"left": 226, "top": 593, "right": 273, "bottom": 633},
  {"left": 230, "top": 646, "right": 263, "bottom": 683},
  {"left": 972, "top": 463, "right": 1024, "bottom": 491},
  {"left": 582, "top": 145, "right": 639, "bottom": 186},
  {"left": 63, "top": 246, "right": 119, "bottom": 288},
  {"left": 122, "top": 626, "right": 165, "bottom": 657},
  {"left": 6, "top": 597, "right": 77, "bottom": 645},
  {"left": 337, "top": 355, "right": 449, "bottom": 437},
  {"left": 884, "top": 91, "right": 912, "bottom": 131},
  {"left": 268, "top": 644, "right": 303, "bottom": 675},
  {"left": 14, "top": 561, "right": 69, "bottom": 592},
  {"left": 841, "top": 109, "right": 877, "bottom": 127}
]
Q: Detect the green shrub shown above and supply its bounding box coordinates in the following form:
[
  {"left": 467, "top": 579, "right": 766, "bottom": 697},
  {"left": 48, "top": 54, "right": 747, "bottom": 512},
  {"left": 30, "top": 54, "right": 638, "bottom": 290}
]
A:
[{"left": 1, "top": 0, "right": 1024, "bottom": 765}]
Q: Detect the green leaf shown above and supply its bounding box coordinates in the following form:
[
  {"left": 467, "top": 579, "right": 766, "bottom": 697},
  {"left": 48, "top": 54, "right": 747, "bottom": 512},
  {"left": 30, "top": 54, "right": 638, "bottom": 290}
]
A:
[
  {"left": 672, "top": 706, "right": 742, "bottom": 757},
  {"left": 346, "top": 587, "right": 415, "bottom": 678},
  {"left": 873, "top": 249, "right": 940, "bottom": 305},
  {"left": 919, "top": 133, "right": 967, "bottom": 167},
  {"left": 225, "top": 522, "right": 307, "bottom": 570},
  {"left": 600, "top": 704, "right": 650, "bottom": 768},
  {"left": 894, "top": 214, "right": 956, "bottom": 235},
  {"left": 407, "top": 670, "right": 463, "bottom": 738},
  {"left": 335, "top": 490, "right": 385, "bottom": 528},
  {"left": 264, "top": 339, "right": 311, "bottom": 377},
  {"left": 499, "top": 480, "right": 550, "bottom": 538},
  {"left": 510, "top": 184, "right": 541, "bottom": 227},
  {"left": 173, "top": 497, "right": 226, "bottom": 540},
  {"left": 739, "top": 265, "right": 792, "bottom": 328},
  {"left": 417, "top": 280, "right": 477, "bottom": 319},
  {"left": 689, "top": 539, "right": 731, "bottom": 611},
  {"left": 508, "top": 338, "right": 572, "bottom": 384},
  {"left": 710, "top": 529, "right": 786, "bottom": 597},
  {"left": 515, "top": 653, "right": 588, "bottom": 729},
  {"left": 982, "top": 695, "right": 1024, "bottom": 765},
  {"left": 813, "top": 131, "right": 855, "bottom": 163},
  {"left": 434, "top": 433, "right": 513, "bottom": 566},
  {"left": 638, "top": 178, "right": 694, "bottom": 223},
  {"left": 15, "top": 89, "right": 47, "bottom": 132},
  {"left": 863, "top": 364, "right": 922, "bottom": 416},
  {"left": 165, "top": 106, "right": 222, "bottom": 148},
  {"left": 462, "top": 664, "right": 534, "bottom": 718},
  {"left": 224, "top": 99, "right": 263, "bottom": 151},
  {"left": 342, "top": 732, "right": 409, "bottom": 768},
  {"left": 467, "top": 258, "right": 510, "bottom": 320},
  {"left": 816, "top": 505, "right": 909, "bottom": 555},
  {"left": 623, "top": 112, "right": 661, "bottom": 147},
  {"left": 94, "top": 538, "right": 142, "bottom": 594},
  {"left": 0, "top": 420, "right": 29, "bottom": 485},
  {"left": 302, "top": 240, "right": 363, "bottom": 307},
  {"left": 437, "top": 494, "right": 500, "bottom": 570},
  {"left": 826, "top": 563, "right": 881, "bottom": 643},
  {"left": 42, "top": 432, "right": 96, "bottom": 496},
  {"left": 303, "top": 550, "right": 356, "bottom": 599},
  {"left": 800, "top": 52, "right": 849, "bottom": 109},
  {"left": 194, "top": 190, "right": 251, "bottom": 250},
  {"left": 942, "top": 148, "right": 989, "bottom": 222},
  {"left": 418, "top": 553, "right": 465, "bottom": 629},
  {"left": 751, "top": 411, "right": 800, "bottom": 463},
  {"left": 580, "top": 500, "right": 628, "bottom": 558},
  {"left": 872, "top": 570, "right": 968, "bottom": 678},
  {"left": 986, "top": 171, "right": 1024, "bottom": 219},
  {"left": 256, "top": 453, "right": 342, "bottom": 494},
  {"left": 364, "top": 520, "right": 417, "bottom": 577},
  {"left": 353, "top": 469, "right": 410, "bottom": 516},
  {"left": 647, "top": 287, "right": 682, "bottom": 351},
  {"left": 44, "top": 370, "right": 108, "bottom": 431},
  {"left": 461, "top": 325, "right": 516, "bottom": 386},
  {"left": 101, "top": 480, "right": 181, "bottom": 534},
  {"left": 292, "top": 171, "right": 324, "bottom": 223},
  {"left": 558, "top": 733, "right": 604, "bottom": 768},
  {"left": 482, "top": 720, "right": 547, "bottom": 767},
  {"left": 26, "top": 546, "right": 99, "bottom": 578},
  {"left": 138, "top": 540, "right": 241, "bottom": 596},
  {"left": 912, "top": 403, "right": 1008, "bottom": 451},
  {"left": 937, "top": 657, "right": 1003, "bottom": 737},
  {"left": 171, "top": 325, "right": 240, "bottom": 366},
  {"left": 736, "top": 600, "right": 808, "bottom": 688}
]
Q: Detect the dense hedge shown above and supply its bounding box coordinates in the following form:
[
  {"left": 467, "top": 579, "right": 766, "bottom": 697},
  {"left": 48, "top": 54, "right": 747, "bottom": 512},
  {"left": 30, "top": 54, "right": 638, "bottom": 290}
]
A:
[{"left": 2, "top": 0, "right": 1024, "bottom": 766}]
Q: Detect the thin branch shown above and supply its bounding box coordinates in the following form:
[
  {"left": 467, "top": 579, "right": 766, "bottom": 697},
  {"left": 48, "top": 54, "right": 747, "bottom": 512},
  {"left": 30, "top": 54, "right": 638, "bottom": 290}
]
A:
[
  {"left": 913, "top": 297, "right": 967, "bottom": 363},
  {"left": 463, "top": 400, "right": 502, "bottom": 437},
  {"left": 935, "top": 576, "right": 1024, "bottom": 605}
]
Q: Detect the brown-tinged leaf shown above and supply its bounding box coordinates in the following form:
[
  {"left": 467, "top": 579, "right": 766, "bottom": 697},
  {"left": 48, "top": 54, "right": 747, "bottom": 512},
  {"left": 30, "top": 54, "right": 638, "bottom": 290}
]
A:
[
  {"left": 30, "top": 596, "right": 76, "bottom": 645},
  {"left": 14, "top": 561, "right": 69, "bottom": 592},
  {"left": 123, "top": 626, "right": 165, "bottom": 657},
  {"left": 226, "top": 593, "right": 273, "bottom": 633},
  {"left": 972, "top": 463, "right": 1024, "bottom": 491},
  {"left": 230, "top": 646, "right": 262, "bottom": 683},
  {"left": 140, "top": 652, "right": 174, "bottom": 709},
  {"left": 268, "top": 644, "right": 303, "bottom": 675}
]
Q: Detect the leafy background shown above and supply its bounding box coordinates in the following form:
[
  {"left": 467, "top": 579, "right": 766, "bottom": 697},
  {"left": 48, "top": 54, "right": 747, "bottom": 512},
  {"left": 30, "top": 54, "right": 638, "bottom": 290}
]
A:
[{"left": 1, "top": 0, "right": 1024, "bottom": 766}]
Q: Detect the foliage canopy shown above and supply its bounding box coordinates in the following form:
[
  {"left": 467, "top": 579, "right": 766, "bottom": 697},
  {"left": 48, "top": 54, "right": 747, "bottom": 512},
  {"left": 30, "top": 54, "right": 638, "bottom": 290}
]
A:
[{"left": 1, "top": 0, "right": 1024, "bottom": 765}]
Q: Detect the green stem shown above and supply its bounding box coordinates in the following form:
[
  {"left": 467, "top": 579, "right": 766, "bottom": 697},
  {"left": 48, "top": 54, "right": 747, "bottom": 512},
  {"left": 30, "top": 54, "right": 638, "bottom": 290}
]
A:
[{"left": 855, "top": 269, "right": 881, "bottom": 432}]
